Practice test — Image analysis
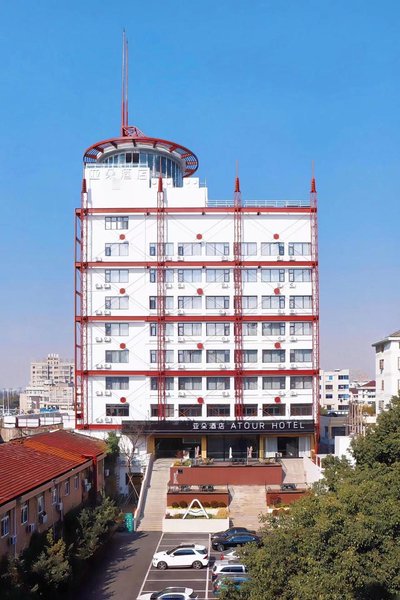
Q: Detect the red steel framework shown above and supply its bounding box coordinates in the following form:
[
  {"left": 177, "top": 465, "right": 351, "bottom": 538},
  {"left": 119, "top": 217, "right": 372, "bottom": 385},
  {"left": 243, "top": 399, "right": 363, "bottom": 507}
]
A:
[
  {"left": 310, "top": 175, "right": 320, "bottom": 451},
  {"left": 156, "top": 174, "right": 167, "bottom": 419},
  {"left": 233, "top": 176, "right": 244, "bottom": 418}
]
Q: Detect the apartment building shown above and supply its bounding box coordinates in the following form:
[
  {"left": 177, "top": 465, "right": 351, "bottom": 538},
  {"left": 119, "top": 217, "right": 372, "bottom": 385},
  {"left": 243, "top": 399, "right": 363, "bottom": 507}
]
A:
[
  {"left": 372, "top": 330, "right": 400, "bottom": 413},
  {"left": 319, "top": 369, "right": 350, "bottom": 413},
  {"left": 349, "top": 380, "right": 376, "bottom": 407},
  {"left": 19, "top": 354, "right": 74, "bottom": 412}
]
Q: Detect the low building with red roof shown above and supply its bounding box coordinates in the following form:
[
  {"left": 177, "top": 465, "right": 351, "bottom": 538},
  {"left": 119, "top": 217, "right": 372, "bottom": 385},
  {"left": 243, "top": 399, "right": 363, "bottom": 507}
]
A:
[{"left": 0, "top": 430, "right": 107, "bottom": 558}]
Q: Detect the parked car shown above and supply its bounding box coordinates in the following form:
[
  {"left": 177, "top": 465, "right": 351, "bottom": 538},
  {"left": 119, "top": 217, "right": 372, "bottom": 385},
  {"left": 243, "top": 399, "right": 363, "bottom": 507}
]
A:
[
  {"left": 211, "top": 533, "right": 261, "bottom": 552},
  {"left": 212, "top": 575, "right": 251, "bottom": 597},
  {"left": 138, "top": 587, "right": 198, "bottom": 600},
  {"left": 211, "top": 560, "right": 248, "bottom": 582},
  {"left": 152, "top": 544, "right": 209, "bottom": 570},
  {"left": 211, "top": 526, "right": 256, "bottom": 540}
]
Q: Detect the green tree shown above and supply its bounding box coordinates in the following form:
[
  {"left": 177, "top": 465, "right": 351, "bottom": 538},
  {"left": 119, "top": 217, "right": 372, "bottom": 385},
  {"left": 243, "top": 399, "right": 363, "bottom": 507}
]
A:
[
  {"left": 75, "top": 496, "right": 119, "bottom": 560},
  {"left": 31, "top": 529, "right": 71, "bottom": 596}
]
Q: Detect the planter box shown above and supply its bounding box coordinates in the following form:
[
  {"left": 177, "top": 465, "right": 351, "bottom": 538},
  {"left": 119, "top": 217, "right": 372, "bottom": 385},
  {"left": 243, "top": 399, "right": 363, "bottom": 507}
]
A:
[
  {"left": 170, "top": 463, "right": 282, "bottom": 486},
  {"left": 266, "top": 489, "right": 308, "bottom": 507},
  {"left": 162, "top": 517, "right": 230, "bottom": 533},
  {"left": 167, "top": 492, "right": 229, "bottom": 506}
]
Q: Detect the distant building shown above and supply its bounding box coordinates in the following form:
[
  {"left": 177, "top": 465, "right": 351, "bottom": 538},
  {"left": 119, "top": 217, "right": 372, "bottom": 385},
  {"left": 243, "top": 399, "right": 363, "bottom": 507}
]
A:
[
  {"left": 372, "top": 330, "right": 400, "bottom": 413},
  {"left": 349, "top": 380, "right": 376, "bottom": 407},
  {"left": 19, "top": 354, "right": 74, "bottom": 413},
  {"left": 319, "top": 369, "right": 350, "bottom": 413}
]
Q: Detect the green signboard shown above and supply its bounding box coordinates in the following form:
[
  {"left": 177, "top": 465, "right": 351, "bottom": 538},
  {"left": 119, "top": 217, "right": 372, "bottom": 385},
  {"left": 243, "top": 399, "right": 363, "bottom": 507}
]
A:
[{"left": 125, "top": 512, "right": 135, "bottom": 532}]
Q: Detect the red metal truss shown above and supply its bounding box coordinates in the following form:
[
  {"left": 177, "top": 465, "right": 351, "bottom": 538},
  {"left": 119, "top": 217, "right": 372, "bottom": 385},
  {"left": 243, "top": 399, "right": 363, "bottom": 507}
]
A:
[
  {"left": 78, "top": 369, "right": 317, "bottom": 377},
  {"left": 81, "top": 207, "right": 314, "bottom": 215},
  {"left": 157, "top": 175, "right": 167, "bottom": 420},
  {"left": 310, "top": 175, "right": 320, "bottom": 452},
  {"left": 80, "top": 315, "right": 316, "bottom": 323},
  {"left": 77, "top": 260, "right": 315, "bottom": 268},
  {"left": 233, "top": 177, "right": 244, "bottom": 419}
]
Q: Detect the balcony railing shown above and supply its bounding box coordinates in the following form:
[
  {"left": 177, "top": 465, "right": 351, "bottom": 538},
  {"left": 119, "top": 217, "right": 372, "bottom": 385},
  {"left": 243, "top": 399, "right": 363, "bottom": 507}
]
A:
[{"left": 207, "top": 199, "right": 310, "bottom": 208}]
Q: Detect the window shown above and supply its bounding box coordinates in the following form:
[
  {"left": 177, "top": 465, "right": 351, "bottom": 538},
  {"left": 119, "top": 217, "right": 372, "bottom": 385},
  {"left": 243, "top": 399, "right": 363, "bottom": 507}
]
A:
[
  {"left": 242, "top": 269, "right": 257, "bottom": 282},
  {"left": 207, "top": 350, "right": 230, "bottom": 363},
  {"left": 178, "top": 296, "right": 202, "bottom": 309},
  {"left": 243, "top": 323, "right": 257, "bottom": 336},
  {"left": 106, "top": 377, "right": 129, "bottom": 390},
  {"left": 338, "top": 375, "right": 349, "bottom": 380},
  {"left": 379, "top": 359, "right": 384, "bottom": 372},
  {"left": 178, "top": 323, "right": 202, "bottom": 336},
  {"left": 290, "top": 404, "right": 312, "bottom": 416},
  {"left": 289, "top": 269, "right": 312, "bottom": 282},
  {"left": 21, "top": 503, "right": 28, "bottom": 525},
  {"left": 37, "top": 495, "right": 45, "bottom": 515},
  {"left": 149, "top": 269, "right": 174, "bottom": 283},
  {"left": 262, "top": 322, "right": 285, "bottom": 336},
  {"left": 105, "top": 350, "right": 129, "bottom": 363},
  {"left": 178, "top": 269, "right": 202, "bottom": 282},
  {"left": 149, "top": 242, "right": 173, "bottom": 256},
  {"left": 288, "top": 242, "right": 311, "bottom": 256},
  {"left": 178, "top": 243, "right": 202, "bottom": 256},
  {"left": 178, "top": 350, "right": 202, "bottom": 363},
  {"left": 65, "top": 480, "right": 70, "bottom": 496},
  {"left": 381, "top": 380, "right": 384, "bottom": 391},
  {"left": 325, "top": 385, "right": 333, "bottom": 390},
  {"left": 262, "top": 350, "right": 285, "bottom": 363},
  {"left": 206, "top": 242, "right": 229, "bottom": 256},
  {"left": 178, "top": 377, "right": 202, "bottom": 390},
  {"left": 261, "top": 242, "right": 284, "bottom": 256},
  {"left": 105, "top": 243, "right": 129, "bottom": 256},
  {"left": 290, "top": 376, "right": 313, "bottom": 389},
  {"left": 290, "top": 322, "right": 312, "bottom": 335},
  {"left": 242, "top": 296, "right": 258, "bottom": 309},
  {"left": 289, "top": 296, "right": 312, "bottom": 309},
  {"left": 243, "top": 350, "right": 258, "bottom": 363},
  {"left": 150, "top": 377, "right": 174, "bottom": 390},
  {"left": 74, "top": 476, "right": 79, "bottom": 491},
  {"left": 149, "top": 296, "right": 173, "bottom": 310},
  {"left": 290, "top": 349, "right": 312, "bottom": 362},
  {"left": 261, "top": 269, "right": 285, "bottom": 282},
  {"left": 105, "top": 216, "right": 128, "bottom": 230},
  {"left": 263, "top": 377, "right": 286, "bottom": 389},
  {"left": 241, "top": 242, "right": 257, "bottom": 256},
  {"left": 206, "top": 296, "right": 230, "bottom": 309},
  {"left": 338, "top": 384, "right": 348, "bottom": 390},
  {"left": 207, "top": 377, "right": 230, "bottom": 390},
  {"left": 263, "top": 404, "right": 285, "bottom": 416},
  {"left": 1, "top": 514, "right": 9, "bottom": 538},
  {"left": 150, "top": 323, "right": 174, "bottom": 336},
  {"left": 151, "top": 404, "right": 174, "bottom": 417},
  {"left": 105, "top": 296, "right": 129, "bottom": 310},
  {"left": 243, "top": 377, "right": 258, "bottom": 390},
  {"left": 106, "top": 404, "right": 130, "bottom": 417},
  {"left": 52, "top": 488, "right": 58, "bottom": 505},
  {"left": 105, "top": 323, "right": 129, "bottom": 336},
  {"left": 243, "top": 404, "right": 258, "bottom": 416},
  {"left": 206, "top": 323, "right": 230, "bottom": 336},
  {"left": 179, "top": 405, "right": 202, "bottom": 417},
  {"left": 206, "top": 269, "right": 230, "bottom": 282},
  {"left": 105, "top": 269, "right": 129, "bottom": 284},
  {"left": 207, "top": 404, "right": 230, "bottom": 417},
  {"left": 150, "top": 350, "right": 174, "bottom": 363},
  {"left": 262, "top": 296, "right": 285, "bottom": 309}
]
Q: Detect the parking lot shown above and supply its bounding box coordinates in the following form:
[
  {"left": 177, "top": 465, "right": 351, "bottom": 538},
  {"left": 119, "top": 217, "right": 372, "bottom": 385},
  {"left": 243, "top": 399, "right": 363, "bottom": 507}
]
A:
[{"left": 137, "top": 533, "right": 215, "bottom": 599}]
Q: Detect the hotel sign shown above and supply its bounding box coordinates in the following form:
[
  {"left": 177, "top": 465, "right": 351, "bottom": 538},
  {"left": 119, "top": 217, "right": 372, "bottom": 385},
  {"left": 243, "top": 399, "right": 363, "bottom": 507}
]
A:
[{"left": 123, "top": 420, "right": 314, "bottom": 435}]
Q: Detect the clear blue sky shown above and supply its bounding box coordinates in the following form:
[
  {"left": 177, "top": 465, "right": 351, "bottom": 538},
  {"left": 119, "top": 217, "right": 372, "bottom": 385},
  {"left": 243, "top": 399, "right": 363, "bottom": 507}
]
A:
[{"left": 0, "top": 0, "right": 399, "bottom": 387}]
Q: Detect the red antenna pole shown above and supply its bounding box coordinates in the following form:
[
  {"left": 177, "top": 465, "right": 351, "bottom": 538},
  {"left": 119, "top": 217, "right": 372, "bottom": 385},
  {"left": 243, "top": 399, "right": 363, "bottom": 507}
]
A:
[
  {"left": 121, "top": 31, "right": 129, "bottom": 136},
  {"left": 310, "top": 163, "right": 320, "bottom": 453},
  {"left": 157, "top": 159, "right": 167, "bottom": 419},
  {"left": 233, "top": 166, "right": 244, "bottom": 419}
]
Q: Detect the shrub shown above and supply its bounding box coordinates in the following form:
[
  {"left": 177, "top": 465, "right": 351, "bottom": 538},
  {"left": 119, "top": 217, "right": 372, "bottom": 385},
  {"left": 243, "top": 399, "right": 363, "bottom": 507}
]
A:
[
  {"left": 171, "top": 502, "right": 179, "bottom": 508},
  {"left": 218, "top": 501, "right": 227, "bottom": 508},
  {"left": 216, "top": 508, "right": 228, "bottom": 519},
  {"left": 202, "top": 501, "right": 211, "bottom": 508},
  {"left": 210, "top": 501, "right": 219, "bottom": 509},
  {"left": 179, "top": 501, "right": 188, "bottom": 509}
]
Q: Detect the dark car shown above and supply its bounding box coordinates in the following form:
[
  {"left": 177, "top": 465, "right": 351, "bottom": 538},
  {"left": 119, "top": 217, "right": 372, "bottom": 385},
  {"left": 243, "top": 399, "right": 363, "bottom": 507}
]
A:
[
  {"left": 211, "top": 533, "right": 261, "bottom": 552},
  {"left": 211, "top": 526, "right": 256, "bottom": 540}
]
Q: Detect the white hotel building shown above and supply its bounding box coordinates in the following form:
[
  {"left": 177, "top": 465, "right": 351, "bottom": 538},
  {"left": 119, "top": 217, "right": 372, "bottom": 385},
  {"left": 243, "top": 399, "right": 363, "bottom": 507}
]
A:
[{"left": 75, "top": 119, "right": 319, "bottom": 460}]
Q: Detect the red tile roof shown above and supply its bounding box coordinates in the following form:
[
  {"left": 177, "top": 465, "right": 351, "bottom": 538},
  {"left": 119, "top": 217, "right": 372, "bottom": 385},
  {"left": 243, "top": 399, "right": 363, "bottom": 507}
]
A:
[{"left": 0, "top": 430, "right": 107, "bottom": 506}]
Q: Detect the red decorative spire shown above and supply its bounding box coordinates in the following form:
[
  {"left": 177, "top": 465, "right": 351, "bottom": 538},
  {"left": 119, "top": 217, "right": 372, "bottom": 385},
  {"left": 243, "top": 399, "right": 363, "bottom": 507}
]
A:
[{"left": 310, "top": 161, "right": 317, "bottom": 193}]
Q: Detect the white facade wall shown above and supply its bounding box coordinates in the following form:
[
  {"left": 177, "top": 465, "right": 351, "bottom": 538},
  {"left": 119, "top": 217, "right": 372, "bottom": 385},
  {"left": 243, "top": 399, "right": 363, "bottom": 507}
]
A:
[
  {"left": 373, "top": 332, "right": 400, "bottom": 413},
  {"left": 319, "top": 369, "right": 350, "bottom": 413}
]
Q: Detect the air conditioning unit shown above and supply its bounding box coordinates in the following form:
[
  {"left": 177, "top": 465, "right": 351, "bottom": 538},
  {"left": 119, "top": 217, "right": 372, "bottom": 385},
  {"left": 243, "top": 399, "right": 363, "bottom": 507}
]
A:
[
  {"left": 95, "top": 310, "right": 103, "bottom": 316},
  {"left": 165, "top": 365, "right": 171, "bottom": 369},
  {"left": 104, "top": 310, "right": 111, "bottom": 315},
  {"left": 278, "top": 363, "right": 285, "bottom": 369},
  {"left": 95, "top": 283, "right": 103, "bottom": 289},
  {"left": 222, "top": 283, "right": 229, "bottom": 288},
  {"left": 165, "top": 337, "right": 171, "bottom": 343},
  {"left": 178, "top": 391, "right": 186, "bottom": 397},
  {"left": 221, "top": 337, "right": 229, "bottom": 342},
  {"left": 290, "top": 391, "right": 298, "bottom": 396},
  {"left": 221, "top": 257, "right": 228, "bottom": 261},
  {"left": 291, "top": 257, "right": 297, "bottom": 261},
  {"left": 104, "top": 283, "right": 111, "bottom": 289},
  {"left": 39, "top": 513, "right": 48, "bottom": 525},
  {"left": 8, "top": 535, "right": 17, "bottom": 546},
  {"left": 178, "top": 309, "right": 185, "bottom": 315},
  {"left": 104, "top": 364, "right": 112, "bottom": 369},
  {"left": 96, "top": 418, "right": 104, "bottom": 423},
  {"left": 84, "top": 483, "right": 92, "bottom": 492},
  {"left": 104, "top": 390, "right": 112, "bottom": 396},
  {"left": 178, "top": 283, "right": 185, "bottom": 289},
  {"left": 278, "top": 309, "right": 284, "bottom": 314},
  {"left": 290, "top": 310, "right": 296, "bottom": 315},
  {"left": 178, "top": 365, "right": 186, "bottom": 369},
  {"left": 56, "top": 502, "right": 63, "bottom": 512},
  {"left": 27, "top": 524, "right": 35, "bottom": 534},
  {"left": 290, "top": 283, "right": 296, "bottom": 288},
  {"left": 96, "top": 364, "right": 104, "bottom": 369},
  {"left": 222, "top": 391, "right": 230, "bottom": 397},
  {"left": 277, "top": 336, "right": 284, "bottom": 341},
  {"left": 166, "top": 256, "right": 173, "bottom": 261},
  {"left": 166, "top": 391, "right": 171, "bottom": 397},
  {"left": 279, "top": 391, "right": 286, "bottom": 396},
  {"left": 219, "top": 364, "right": 227, "bottom": 369},
  {"left": 166, "top": 283, "right": 173, "bottom": 289},
  {"left": 104, "top": 336, "right": 111, "bottom": 342},
  {"left": 219, "top": 310, "right": 226, "bottom": 315},
  {"left": 104, "top": 417, "right": 112, "bottom": 423},
  {"left": 278, "top": 284, "right": 284, "bottom": 288},
  {"left": 290, "top": 336, "right": 297, "bottom": 342},
  {"left": 104, "top": 469, "right": 110, "bottom": 477},
  {"left": 95, "top": 257, "right": 103, "bottom": 262},
  {"left": 291, "top": 364, "right": 298, "bottom": 369},
  {"left": 277, "top": 256, "right": 283, "bottom": 261},
  {"left": 95, "top": 337, "right": 103, "bottom": 342},
  {"left": 96, "top": 391, "right": 103, "bottom": 396},
  {"left": 178, "top": 337, "right": 185, "bottom": 343}
]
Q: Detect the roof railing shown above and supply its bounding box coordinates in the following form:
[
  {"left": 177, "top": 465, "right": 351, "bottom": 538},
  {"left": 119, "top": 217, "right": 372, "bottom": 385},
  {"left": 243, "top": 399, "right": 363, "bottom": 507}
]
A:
[{"left": 207, "top": 199, "right": 310, "bottom": 208}]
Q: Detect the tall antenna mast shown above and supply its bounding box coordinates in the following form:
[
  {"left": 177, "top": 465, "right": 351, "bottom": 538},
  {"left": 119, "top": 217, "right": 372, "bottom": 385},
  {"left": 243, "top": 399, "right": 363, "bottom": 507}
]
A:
[{"left": 121, "top": 31, "right": 129, "bottom": 136}]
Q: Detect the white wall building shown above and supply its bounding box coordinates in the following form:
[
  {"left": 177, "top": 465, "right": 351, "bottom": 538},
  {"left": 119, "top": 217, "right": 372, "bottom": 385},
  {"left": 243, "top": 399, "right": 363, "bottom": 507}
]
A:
[
  {"left": 19, "top": 354, "right": 74, "bottom": 412},
  {"left": 319, "top": 369, "right": 350, "bottom": 413},
  {"left": 349, "top": 380, "right": 376, "bottom": 406},
  {"left": 372, "top": 330, "right": 400, "bottom": 413}
]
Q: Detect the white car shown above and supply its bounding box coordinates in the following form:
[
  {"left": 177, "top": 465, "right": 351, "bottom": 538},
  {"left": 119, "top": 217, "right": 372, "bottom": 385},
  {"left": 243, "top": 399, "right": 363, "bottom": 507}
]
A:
[
  {"left": 152, "top": 544, "right": 209, "bottom": 570},
  {"left": 138, "top": 587, "right": 198, "bottom": 600}
]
